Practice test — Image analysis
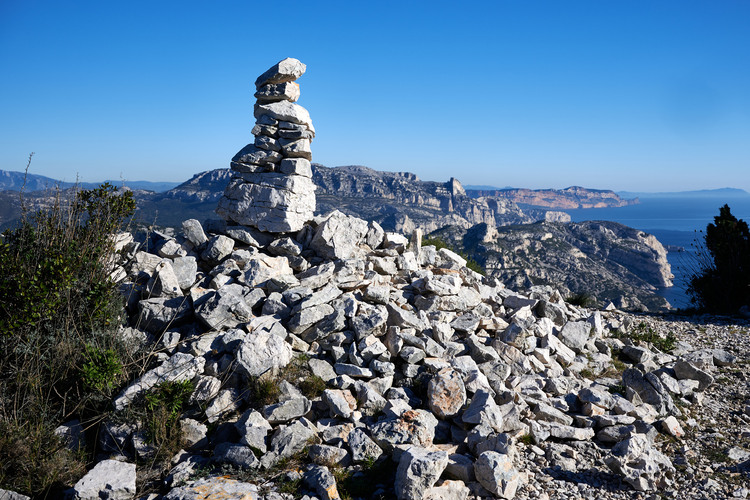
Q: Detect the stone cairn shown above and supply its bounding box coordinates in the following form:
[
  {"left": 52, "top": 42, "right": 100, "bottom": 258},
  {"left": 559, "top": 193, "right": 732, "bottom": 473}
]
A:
[{"left": 216, "top": 57, "right": 316, "bottom": 233}]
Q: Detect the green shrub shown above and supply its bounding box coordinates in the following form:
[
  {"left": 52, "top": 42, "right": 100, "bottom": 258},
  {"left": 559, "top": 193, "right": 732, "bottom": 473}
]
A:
[
  {"left": 248, "top": 377, "right": 281, "bottom": 407},
  {"left": 143, "top": 380, "right": 194, "bottom": 449},
  {"left": 0, "top": 177, "right": 136, "bottom": 496},
  {"left": 81, "top": 344, "right": 123, "bottom": 393},
  {"left": 566, "top": 292, "right": 595, "bottom": 308},
  {"left": 686, "top": 204, "right": 750, "bottom": 314},
  {"left": 518, "top": 434, "right": 534, "bottom": 446},
  {"left": 614, "top": 321, "right": 677, "bottom": 353}
]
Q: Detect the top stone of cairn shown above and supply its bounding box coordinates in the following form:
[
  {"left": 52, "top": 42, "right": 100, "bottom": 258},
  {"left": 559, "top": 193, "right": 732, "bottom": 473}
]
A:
[{"left": 254, "top": 57, "right": 307, "bottom": 89}]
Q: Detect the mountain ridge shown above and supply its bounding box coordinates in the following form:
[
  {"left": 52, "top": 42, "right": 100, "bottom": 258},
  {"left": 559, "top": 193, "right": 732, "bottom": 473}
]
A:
[
  {"left": 466, "top": 186, "right": 638, "bottom": 209},
  {"left": 0, "top": 165, "right": 672, "bottom": 310},
  {"left": 0, "top": 169, "right": 180, "bottom": 193},
  {"left": 617, "top": 187, "right": 750, "bottom": 198}
]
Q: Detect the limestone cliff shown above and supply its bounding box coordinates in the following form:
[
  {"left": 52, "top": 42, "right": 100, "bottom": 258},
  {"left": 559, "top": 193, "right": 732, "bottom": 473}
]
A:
[
  {"left": 430, "top": 220, "right": 673, "bottom": 311},
  {"left": 467, "top": 186, "right": 638, "bottom": 209},
  {"left": 312, "top": 164, "right": 535, "bottom": 233}
]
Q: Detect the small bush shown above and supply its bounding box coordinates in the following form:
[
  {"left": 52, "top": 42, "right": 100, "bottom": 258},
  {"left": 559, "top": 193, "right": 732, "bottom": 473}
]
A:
[
  {"left": 81, "top": 344, "right": 123, "bottom": 393},
  {"left": 686, "top": 204, "right": 750, "bottom": 314},
  {"left": 0, "top": 173, "right": 136, "bottom": 496},
  {"left": 248, "top": 377, "right": 281, "bottom": 407},
  {"left": 566, "top": 292, "right": 595, "bottom": 308},
  {"left": 518, "top": 434, "right": 534, "bottom": 446},
  {"left": 629, "top": 322, "right": 677, "bottom": 352},
  {"left": 143, "top": 380, "right": 194, "bottom": 450},
  {"left": 298, "top": 375, "right": 326, "bottom": 399}
]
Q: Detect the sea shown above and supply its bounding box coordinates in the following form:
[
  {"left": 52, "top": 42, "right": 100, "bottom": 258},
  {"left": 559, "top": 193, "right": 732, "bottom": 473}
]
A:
[{"left": 561, "top": 193, "right": 750, "bottom": 309}]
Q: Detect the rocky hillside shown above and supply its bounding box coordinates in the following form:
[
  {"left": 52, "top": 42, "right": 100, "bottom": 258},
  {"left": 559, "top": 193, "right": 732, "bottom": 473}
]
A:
[
  {"left": 429, "top": 221, "right": 673, "bottom": 312},
  {"left": 23, "top": 210, "right": 749, "bottom": 500},
  {"left": 138, "top": 165, "right": 546, "bottom": 233},
  {"left": 467, "top": 186, "right": 638, "bottom": 209},
  {"left": 0, "top": 165, "right": 562, "bottom": 234},
  {"left": 312, "top": 165, "right": 543, "bottom": 234}
]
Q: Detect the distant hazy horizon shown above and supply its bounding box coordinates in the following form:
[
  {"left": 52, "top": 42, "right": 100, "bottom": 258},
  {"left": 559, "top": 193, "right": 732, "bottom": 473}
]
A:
[
  {"left": 2, "top": 1, "right": 748, "bottom": 192},
  {"left": 2, "top": 166, "right": 750, "bottom": 197}
]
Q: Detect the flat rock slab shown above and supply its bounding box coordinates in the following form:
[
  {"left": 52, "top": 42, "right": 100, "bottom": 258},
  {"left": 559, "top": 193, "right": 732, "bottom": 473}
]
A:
[
  {"left": 70, "top": 459, "right": 136, "bottom": 500},
  {"left": 255, "top": 57, "right": 306, "bottom": 89},
  {"left": 164, "top": 476, "right": 261, "bottom": 500},
  {"left": 427, "top": 368, "right": 467, "bottom": 419}
]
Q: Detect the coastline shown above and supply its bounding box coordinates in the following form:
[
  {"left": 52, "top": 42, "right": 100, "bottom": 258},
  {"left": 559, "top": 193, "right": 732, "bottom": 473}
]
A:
[{"left": 563, "top": 196, "right": 750, "bottom": 309}]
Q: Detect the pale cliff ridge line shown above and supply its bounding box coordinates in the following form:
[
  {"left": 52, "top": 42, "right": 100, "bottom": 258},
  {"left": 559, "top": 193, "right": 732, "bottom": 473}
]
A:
[{"left": 466, "top": 185, "right": 639, "bottom": 209}]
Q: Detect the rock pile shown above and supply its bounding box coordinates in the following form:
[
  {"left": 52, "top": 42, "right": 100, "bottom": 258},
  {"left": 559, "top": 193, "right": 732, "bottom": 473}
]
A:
[
  {"left": 216, "top": 57, "right": 316, "bottom": 233},
  {"left": 52, "top": 207, "right": 744, "bottom": 500}
]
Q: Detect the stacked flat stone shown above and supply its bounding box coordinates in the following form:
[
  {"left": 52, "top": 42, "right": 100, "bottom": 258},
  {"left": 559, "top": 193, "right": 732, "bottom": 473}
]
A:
[{"left": 216, "top": 58, "right": 316, "bottom": 233}]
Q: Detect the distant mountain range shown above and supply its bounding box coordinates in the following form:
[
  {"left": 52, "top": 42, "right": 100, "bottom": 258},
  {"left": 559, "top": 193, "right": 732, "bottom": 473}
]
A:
[
  {"left": 466, "top": 185, "right": 638, "bottom": 209},
  {"left": 464, "top": 184, "right": 515, "bottom": 191},
  {"left": 0, "top": 170, "right": 179, "bottom": 193},
  {"left": 617, "top": 187, "right": 750, "bottom": 199}
]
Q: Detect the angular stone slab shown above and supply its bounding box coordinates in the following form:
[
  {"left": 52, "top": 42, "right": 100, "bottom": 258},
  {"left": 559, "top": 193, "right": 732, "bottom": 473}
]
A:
[
  {"left": 254, "top": 101, "right": 315, "bottom": 135},
  {"left": 71, "top": 459, "right": 136, "bottom": 500},
  {"left": 254, "top": 57, "right": 306, "bottom": 89},
  {"left": 475, "top": 451, "right": 521, "bottom": 499},
  {"left": 395, "top": 446, "right": 449, "bottom": 500}
]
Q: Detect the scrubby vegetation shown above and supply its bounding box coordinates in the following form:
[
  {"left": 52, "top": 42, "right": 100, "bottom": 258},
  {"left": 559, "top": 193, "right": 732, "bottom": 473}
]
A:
[
  {"left": 142, "top": 380, "right": 195, "bottom": 459},
  {"left": 618, "top": 321, "right": 677, "bottom": 353},
  {"left": 0, "top": 179, "right": 136, "bottom": 496},
  {"left": 566, "top": 292, "right": 596, "bottom": 308},
  {"left": 247, "top": 354, "right": 326, "bottom": 409},
  {"left": 686, "top": 204, "right": 750, "bottom": 314}
]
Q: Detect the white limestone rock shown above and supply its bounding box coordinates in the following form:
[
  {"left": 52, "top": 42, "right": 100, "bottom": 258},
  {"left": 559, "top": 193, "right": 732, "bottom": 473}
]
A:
[
  {"left": 474, "top": 451, "right": 521, "bottom": 499},
  {"left": 182, "top": 219, "right": 208, "bottom": 247},
  {"left": 278, "top": 157, "right": 312, "bottom": 177},
  {"left": 427, "top": 367, "right": 467, "bottom": 419},
  {"left": 164, "top": 477, "right": 260, "bottom": 500},
  {"left": 205, "top": 389, "right": 242, "bottom": 423},
  {"left": 236, "top": 330, "right": 293, "bottom": 378},
  {"left": 605, "top": 434, "right": 675, "bottom": 491},
  {"left": 217, "top": 174, "right": 316, "bottom": 233},
  {"left": 70, "top": 459, "right": 136, "bottom": 500},
  {"left": 395, "top": 446, "right": 449, "bottom": 500},
  {"left": 254, "top": 81, "right": 300, "bottom": 103},
  {"left": 310, "top": 210, "right": 370, "bottom": 260},
  {"left": 254, "top": 101, "right": 315, "bottom": 135},
  {"left": 254, "top": 57, "right": 306, "bottom": 89}
]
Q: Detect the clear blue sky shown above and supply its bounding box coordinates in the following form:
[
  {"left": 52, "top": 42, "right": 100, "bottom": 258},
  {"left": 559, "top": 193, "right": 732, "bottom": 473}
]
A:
[{"left": 1, "top": 0, "right": 748, "bottom": 192}]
